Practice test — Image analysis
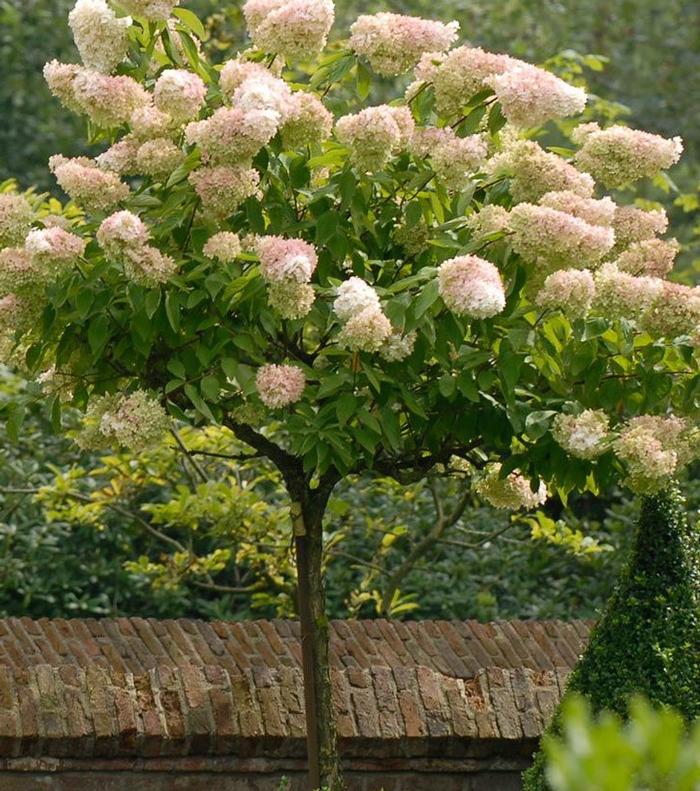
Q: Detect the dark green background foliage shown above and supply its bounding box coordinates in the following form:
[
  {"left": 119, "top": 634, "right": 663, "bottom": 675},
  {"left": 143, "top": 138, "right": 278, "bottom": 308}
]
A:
[
  {"left": 2, "top": 0, "right": 699, "bottom": 189},
  {"left": 523, "top": 486, "right": 700, "bottom": 790}
]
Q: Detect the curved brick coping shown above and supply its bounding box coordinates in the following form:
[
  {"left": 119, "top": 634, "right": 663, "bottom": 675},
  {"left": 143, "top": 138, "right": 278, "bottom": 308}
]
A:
[{"left": 0, "top": 663, "right": 571, "bottom": 759}]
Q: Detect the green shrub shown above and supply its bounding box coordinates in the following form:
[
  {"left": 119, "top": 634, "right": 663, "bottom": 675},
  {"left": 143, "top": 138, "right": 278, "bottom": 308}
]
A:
[{"left": 524, "top": 485, "right": 700, "bottom": 790}]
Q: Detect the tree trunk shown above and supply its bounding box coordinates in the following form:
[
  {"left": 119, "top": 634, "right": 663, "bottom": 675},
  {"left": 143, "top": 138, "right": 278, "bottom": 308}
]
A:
[{"left": 292, "top": 492, "right": 344, "bottom": 790}]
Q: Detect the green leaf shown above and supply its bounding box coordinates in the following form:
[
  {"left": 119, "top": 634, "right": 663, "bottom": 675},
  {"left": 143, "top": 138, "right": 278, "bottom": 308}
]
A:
[
  {"left": 165, "top": 291, "right": 181, "bottom": 332},
  {"left": 172, "top": 7, "right": 206, "bottom": 39},
  {"left": 336, "top": 393, "right": 357, "bottom": 425},
  {"left": 88, "top": 315, "right": 110, "bottom": 356},
  {"left": 525, "top": 410, "right": 558, "bottom": 440},
  {"left": 414, "top": 279, "right": 440, "bottom": 319}
]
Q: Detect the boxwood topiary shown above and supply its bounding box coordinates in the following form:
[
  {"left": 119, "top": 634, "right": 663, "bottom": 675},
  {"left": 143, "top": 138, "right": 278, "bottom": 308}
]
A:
[{"left": 523, "top": 484, "right": 700, "bottom": 790}]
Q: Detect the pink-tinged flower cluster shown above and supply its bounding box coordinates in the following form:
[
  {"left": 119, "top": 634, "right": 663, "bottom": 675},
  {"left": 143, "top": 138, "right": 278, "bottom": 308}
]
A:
[
  {"left": 96, "top": 210, "right": 150, "bottom": 258},
  {"left": 615, "top": 238, "right": 678, "bottom": 279},
  {"left": 219, "top": 60, "right": 282, "bottom": 101},
  {"left": 466, "top": 204, "right": 510, "bottom": 242},
  {"left": 97, "top": 210, "right": 177, "bottom": 286},
  {"left": 24, "top": 227, "right": 86, "bottom": 275},
  {"left": 642, "top": 281, "right": 700, "bottom": 340},
  {"left": 188, "top": 166, "right": 260, "bottom": 219},
  {"left": 474, "top": 463, "right": 548, "bottom": 510},
  {"left": 68, "top": 0, "right": 131, "bottom": 74},
  {"left": 350, "top": 13, "right": 458, "bottom": 76},
  {"left": 333, "top": 277, "right": 390, "bottom": 352},
  {"left": 203, "top": 232, "right": 242, "bottom": 263},
  {"left": 230, "top": 72, "right": 292, "bottom": 122},
  {"left": 379, "top": 329, "right": 416, "bottom": 362},
  {"left": 416, "top": 46, "right": 517, "bottom": 117},
  {"left": 0, "top": 293, "right": 35, "bottom": 333},
  {"left": 338, "top": 306, "right": 392, "bottom": 352},
  {"left": 78, "top": 391, "right": 170, "bottom": 452},
  {"left": 186, "top": 107, "right": 278, "bottom": 166},
  {"left": 281, "top": 92, "right": 333, "bottom": 149},
  {"left": 411, "top": 127, "right": 488, "bottom": 190},
  {"left": 50, "top": 155, "right": 130, "bottom": 212},
  {"left": 611, "top": 205, "right": 668, "bottom": 254},
  {"left": 243, "top": 0, "right": 335, "bottom": 60},
  {"left": 154, "top": 69, "right": 207, "bottom": 123},
  {"left": 592, "top": 263, "right": 663, "bottom": 320},
  {"left": 573, "top": 123, "right": 683, "bottom": 188},
  {"left": 255, "top": 363, "right": 306, "bottom": 408},
  {"left": 552, "top": 409, "right": 610, "bottom": 459},
  {"left": 72, "top": 70, "right": 149, "bottom": 128},
  {"left": 267, "top": 281, "right": 316, "bottom": 319},
  {"left": 487, "top": 65, "right": 586, "bottom": 128},
  {"left": 135, "top": 138, "right": 185, "bottom": 179},
  {"left": 118, "top": 0, "right": 180, "bottom": 21},
  {"left": 123, "top": 245, "right": 178, "bottom": 287},
  {"left": 437, "top": 255, "right": 506, "bottom": 318},
  {"left": 96, "top": 138, "right": 140, "bottom": 175},
  {"left": 508, "top": 204, "right": 614, "bottom": 270},
  {"left": 0, "top": 248, "right": 40, "bottom": 294},
  {"left": 614, "top": 415, "right": 699, "bottom": 494},
  {"left": 256, "top": 236, "right": 317, "bottom": 284},
  {"left": 130, "top": 104, "right": 174, "bottom": 139},
  {"left": 487, "top": 140, "right": 595, "bottom": 204},
  {"left": 43, "top": 61, "right": 84, "bottom": 114},
  {"left": 539, "top": 191, "right": 615, "bottom": 228},
  {"left": 333, "top": 276, "right": 381, "bottom": 321},
  {"left": 0, "top": 194, "right": 33, "bottom": 248},
  {"left": 45, "top": 64, "right": 149, "bottom": 128},
  {"left": 336, "top": 106, "right": 414, "bottom": 172},
  {"left": 536, "top": 268, "right": 595, "bottom": 318}
]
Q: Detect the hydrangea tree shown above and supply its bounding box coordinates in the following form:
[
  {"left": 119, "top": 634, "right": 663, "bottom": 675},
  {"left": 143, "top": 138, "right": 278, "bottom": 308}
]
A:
[{"left": 1, "top": 0, "right": 699, "bottom": 787}]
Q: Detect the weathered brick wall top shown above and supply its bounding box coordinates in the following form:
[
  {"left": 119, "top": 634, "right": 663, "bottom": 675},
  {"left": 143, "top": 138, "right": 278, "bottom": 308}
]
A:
[{"left": 0, "top": 618, "right": 592, "bottom": 760}]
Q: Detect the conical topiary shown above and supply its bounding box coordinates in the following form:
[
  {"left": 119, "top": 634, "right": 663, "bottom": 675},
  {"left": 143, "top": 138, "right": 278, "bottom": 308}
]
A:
[{"left": 523, "top": 484, "right": 700, "bottom": 790}]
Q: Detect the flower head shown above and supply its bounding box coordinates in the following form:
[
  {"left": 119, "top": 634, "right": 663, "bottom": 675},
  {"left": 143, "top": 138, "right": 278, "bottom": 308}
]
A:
[
  {"left": 185, "top": 107, "right": 278, "bottom": 166},
  {"left": 78, "top": 391, "right": 170, "bottom": 452},
  {"left": 336, "top": 105, "right": 413, "bottom": 171},
  {"left": 573, "top": 123, "right": 683, "bottom": 188},
  {"left": 350, "top": 13, "right": 458, "bottom": 76},
  {"left": 188, "top": 166, "right": 260, "bottom": 219},
  {"left": 508, "top": 203, "right": 614, "bottom": 270},
  {"left": 96, "top": 137, "right": 141, "bottom": 175},
  {"left": 123, "top": 245, "right": 178, "bottom": 287},
  {"left": 0, "top": 194, "right": 33, "bottom": 248},
  {"left": 97, "top": 210, "right": 150, "bottom": 258},
  {"left": 0, "top": 248, "right": 41, "bottom": 295},
  {"left": 474, "top": 463, "right": 548, "bottom": 510},
  {"left": 437, "top": 255, "right": 506, "bottom": 318},
  {"left": 487, "top": 139, "right": 594, "bottom": 204},
  {"left": 539, "top": 191, "right": 615, "bottom": 228},
  {"left": 256, "top": 363, "right": 306, "bottom": 408},
  {"left": 615, "top": 238, "right": 679, "bottom": 278},
  {"left": 130, "top": 104, "right": 174, "bottom": 139},
  {"left": 255, "top": 236, "right": 317, "bottom": 284},
  {"left": 44, "top": 60, "right": 83, "bottom": 114},
  {"left": 281, "top": 92, "right": 333, "bottom": 149},
  {"left": 25, "top": 227, "right": 86, "bottom": 275},
  {"left": 337, "top": 306, "right": 392, "bottom": 352},
  {"left": 641, "top": 281, "right": 700, "bottom": 340},
  {"left": 72, "top": 69, "right": 149, "bottom": 127},
  {"left": 411, "top": 127, "right": 488, "bottom": 190},
  {"left": 614, "top": 415, "right": 699, "bottom": 494},
  {"left": 487, "top": 65, "right": 586, "bottom": 128},
  {"left": 380, "top": 329, "right": 417, "bottom": 362},
  {"left": 333, "top": 277, "right": 381, "bottom": 321},
  {"left": 592, "top": 263, "right": 663, "bottom": 320},
  {"left": 418, "top": 46, "right": 518, "bottom": 117},
  {"left": 243, "top": 0, "right": 335, "bottom": 59},
  {"left": 552, "top": 410, "right": 610, "bottom": 459},
  {"left": 611, "top": 205, "right": 668, "bottom": 254},
  {"left": 136, "top": 138, "right": 186, "bottom": 179},
  {"left": 68, "top": 0, "right": 131, "bottom": 74},
  {"left": 536, "top": 268, "right": 595, "bottom": 318},
  {"left": 267, "top": 281, "right": 316, "bottom": 319},
  {"left": 117, "top": 0, "right": 180, "bottom": 21},
  {"left": 154, "top": 69, "right": 207, "bottom": 123},
  {"left": 203, "top": 232, "right": 242, "bottom": 263},
  {"left": 50, "top": 155, "right": 130, "bottom": 212}
]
